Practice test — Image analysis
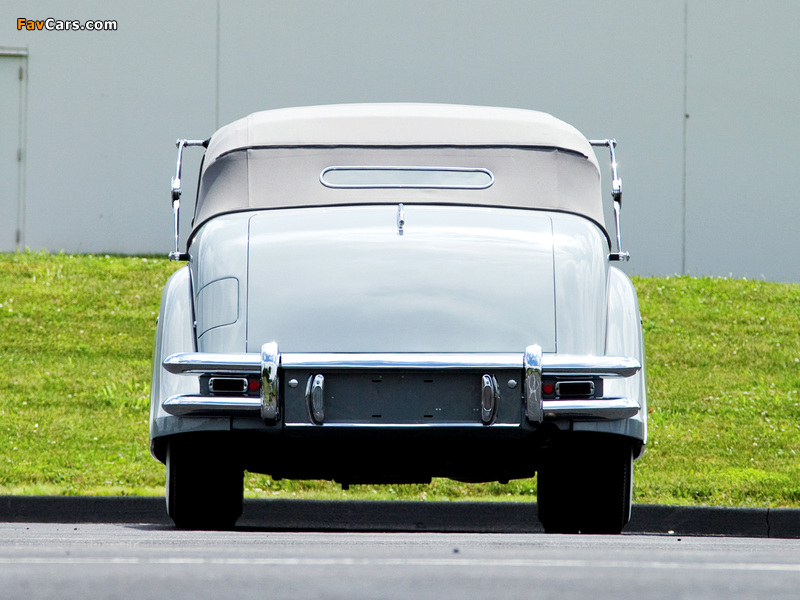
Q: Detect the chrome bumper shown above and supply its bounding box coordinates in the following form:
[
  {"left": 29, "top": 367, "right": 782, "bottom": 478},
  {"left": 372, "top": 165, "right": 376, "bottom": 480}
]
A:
[{"left": 162, "top": 343, "right": 641, "bottom": 424}]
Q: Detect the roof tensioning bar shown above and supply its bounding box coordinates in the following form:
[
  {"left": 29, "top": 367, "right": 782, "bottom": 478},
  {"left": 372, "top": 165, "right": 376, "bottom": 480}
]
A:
[
  {"left": 169, "top": 138, "right": 207, "bottom": 261},
  {"left": 589, "top": 139, "right": 630, "bottom": 262}
]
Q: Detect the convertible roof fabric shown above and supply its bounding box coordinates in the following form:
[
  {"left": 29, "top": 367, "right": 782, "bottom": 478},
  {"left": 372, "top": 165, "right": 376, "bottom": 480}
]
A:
[
  {"left": 191, "top": 104, "right": 607, "bottom": 238},
  {"left": 203, "top": 104, "right": 598, "bottom": 169}
]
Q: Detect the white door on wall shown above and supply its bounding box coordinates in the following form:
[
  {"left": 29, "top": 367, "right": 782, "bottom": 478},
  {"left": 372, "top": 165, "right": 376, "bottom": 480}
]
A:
[{"left": 0, "top": 54, "right": 25, "bottom": 251}]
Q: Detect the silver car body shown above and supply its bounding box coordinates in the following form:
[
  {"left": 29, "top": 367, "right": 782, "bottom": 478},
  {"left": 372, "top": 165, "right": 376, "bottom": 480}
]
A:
[{"left": 150, "top": 104, "right": 646, "bottom": 532}]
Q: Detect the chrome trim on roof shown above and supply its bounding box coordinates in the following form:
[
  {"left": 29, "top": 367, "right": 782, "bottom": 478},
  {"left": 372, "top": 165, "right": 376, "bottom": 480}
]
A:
[{"left": 319, "top": 165, "right": 495, "bottom": 190}]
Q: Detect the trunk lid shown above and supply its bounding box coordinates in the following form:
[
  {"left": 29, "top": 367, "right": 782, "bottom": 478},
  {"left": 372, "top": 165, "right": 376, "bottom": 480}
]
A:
[{"left": 246, "top": 204, "right": 555, "bottom": 353}]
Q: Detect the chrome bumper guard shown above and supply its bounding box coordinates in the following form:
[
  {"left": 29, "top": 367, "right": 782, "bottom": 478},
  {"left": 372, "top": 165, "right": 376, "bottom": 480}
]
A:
[{"left": 162, "top": 343, "right": 641, "bottom": 423}]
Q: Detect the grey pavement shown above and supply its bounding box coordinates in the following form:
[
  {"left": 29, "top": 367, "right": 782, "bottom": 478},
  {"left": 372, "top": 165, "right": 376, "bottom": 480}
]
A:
[{"left": 0, "top": 496, "right": 798, "bottom": 538}]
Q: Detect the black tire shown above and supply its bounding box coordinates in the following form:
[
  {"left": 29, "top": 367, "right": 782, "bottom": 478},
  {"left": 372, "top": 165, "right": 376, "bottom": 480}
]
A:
[
  {"left": 536, "top": 463, "right": 580, "bottom": 534},
  {"left": 537, "top": 435, "right": 633, "bottom": 535},
  {"left": 166, "top": 435, "right": 244, "bottom": 530}
]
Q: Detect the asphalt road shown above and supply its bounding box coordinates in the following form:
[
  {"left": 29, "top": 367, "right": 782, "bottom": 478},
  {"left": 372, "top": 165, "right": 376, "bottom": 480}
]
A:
[
  {"left": 3, "top": 496, "right": 800, "bottom": 538},
  {"left": 2, "top": 523, "right": 800, "bottom": 600}
]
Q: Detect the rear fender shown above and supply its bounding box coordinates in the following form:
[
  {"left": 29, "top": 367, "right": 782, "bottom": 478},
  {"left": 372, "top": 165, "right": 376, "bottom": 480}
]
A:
[
  {"left": 149, "top": 266, "right": 230, "bottom": 458},
  {"left": 573, "top": 266, "right": 646, "bottom": 451}
]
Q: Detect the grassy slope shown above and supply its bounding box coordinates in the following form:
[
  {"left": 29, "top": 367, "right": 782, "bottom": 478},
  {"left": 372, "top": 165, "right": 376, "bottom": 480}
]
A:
[
  {"left": 634, "top": 276, "right": 800, "bottom": 506},
  {"left": 0, "top": 252, "right": 174, "bottom": 495},
  {"left": 1, "top": 252, "right": 798, "bottom": 505}
]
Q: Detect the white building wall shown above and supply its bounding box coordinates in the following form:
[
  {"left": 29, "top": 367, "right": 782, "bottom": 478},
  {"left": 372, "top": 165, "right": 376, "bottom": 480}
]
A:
[
  {"left": 2, "top": 1, "right": 798, "bottom": 281},
  {"left": 684, "top": 3, "right": 800, "bottom": 281}
]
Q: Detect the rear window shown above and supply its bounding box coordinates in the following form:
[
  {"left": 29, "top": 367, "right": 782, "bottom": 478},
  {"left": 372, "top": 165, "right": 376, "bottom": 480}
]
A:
[{"left": 320, "top": 166, "right": 494, "bottom": 189}]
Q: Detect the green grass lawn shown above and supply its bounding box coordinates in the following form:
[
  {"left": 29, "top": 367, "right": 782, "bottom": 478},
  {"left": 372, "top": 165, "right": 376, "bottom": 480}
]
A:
[
  {"left": 1, "top": 251, "right": 799, "bottom": 506},
  {"left": 634, "top": 276, "right": 800, "bottom": 506}
]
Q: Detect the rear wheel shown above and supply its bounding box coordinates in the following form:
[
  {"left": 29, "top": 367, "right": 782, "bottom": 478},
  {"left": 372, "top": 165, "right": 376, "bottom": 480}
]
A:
[
  {"left": 537, "top": 435, "right": 633, "bottom": 534},
  {"left": 166, "top": 435, "right": 244, "bottom": 530}
]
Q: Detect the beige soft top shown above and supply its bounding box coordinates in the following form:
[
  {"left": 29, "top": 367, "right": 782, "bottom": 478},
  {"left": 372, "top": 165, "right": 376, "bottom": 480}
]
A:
[
  {"left": 203, "top": 103, "right": 598, "bottom": 170},
  {"left": 191, "top": 104, "right": 607, "bottom": 242}
]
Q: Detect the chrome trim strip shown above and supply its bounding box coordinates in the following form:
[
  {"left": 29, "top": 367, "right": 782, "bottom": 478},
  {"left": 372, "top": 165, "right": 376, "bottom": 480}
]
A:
[
  {"left": 542, "top": 397, "right": 640, "bottom": 420},
  {"left": 541, "top": 355, "right": 640, "bottom": 378},
  {"left": 319, "top": 165, "right": 495, "bottom": 189},
  {"left": 260, "top": 342, "right": 280, "bottom": 421},
  {"left": 161, "top": 394, "right": 638, "bottom": 422},
  {"left": 523, "top": 344, "right": 543, "bottom": 423},
  {"left": 162, "top": 395, "right": 260, "bottom": 416},
  {"left": 163, "top": 353, "right": 261, "bottom": 374},
  {"left": 163, "top": 351, "right": 640, "bottom": 377}
]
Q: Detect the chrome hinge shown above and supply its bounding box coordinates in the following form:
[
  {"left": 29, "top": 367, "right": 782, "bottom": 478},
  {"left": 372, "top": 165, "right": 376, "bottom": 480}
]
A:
[
  {"left": 169, "top": 138, "right": 207, "bottom": 261},
  {"left": 397, "top": 203, "right": 405, "bottom": 235},
  {"left": 589, "top": 139, "right": 630, "bottom": 262}
]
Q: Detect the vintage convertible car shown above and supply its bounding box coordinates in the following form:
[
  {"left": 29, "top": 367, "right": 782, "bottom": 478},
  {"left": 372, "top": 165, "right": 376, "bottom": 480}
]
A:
[{"left": 150, "top": 103, "right": 646, "bottom": 533}]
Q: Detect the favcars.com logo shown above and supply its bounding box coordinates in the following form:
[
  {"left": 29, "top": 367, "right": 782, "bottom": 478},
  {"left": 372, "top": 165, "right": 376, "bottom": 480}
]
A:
[{"left": 17, "top": 18, "right": 118, "bottom": 31}]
